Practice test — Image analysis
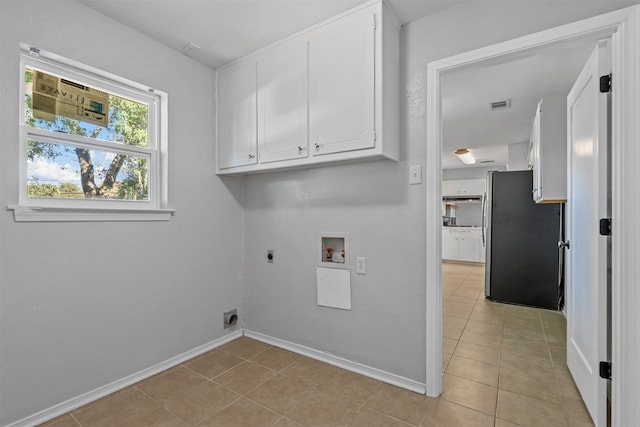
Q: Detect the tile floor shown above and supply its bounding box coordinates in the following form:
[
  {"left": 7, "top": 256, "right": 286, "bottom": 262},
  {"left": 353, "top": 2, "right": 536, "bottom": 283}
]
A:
[{"left": 41, "top": 262, "right": 593, "bottom": 426}]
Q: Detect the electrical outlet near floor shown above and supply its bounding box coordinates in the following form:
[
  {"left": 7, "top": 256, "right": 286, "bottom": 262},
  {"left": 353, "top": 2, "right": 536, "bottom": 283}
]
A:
[{"left": 223, "top": 309, "right": 238, "bottom": 329}]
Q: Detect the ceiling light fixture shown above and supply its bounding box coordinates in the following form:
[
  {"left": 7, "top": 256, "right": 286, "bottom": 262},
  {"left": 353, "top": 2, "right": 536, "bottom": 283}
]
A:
[{"left": 454, "top": 148, "right": 476, "bottom": 165}]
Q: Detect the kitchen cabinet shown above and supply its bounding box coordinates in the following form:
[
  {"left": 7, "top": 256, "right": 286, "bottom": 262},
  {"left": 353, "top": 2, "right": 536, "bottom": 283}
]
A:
[
  {"left": 442, "top": 228, "right": 485, "bottom": 263},
  {"left": 216, "top": 1, "right": 399, "bottom": 174},
  {"left": 257, "top": 38, "right": 308, "bottom": 163},
  {"left": 217, "top": 57, "right": 257, "bottom": 169},
  {"left": 529, "top": 96, "right": 567, "bottom": 203},
  {"left": 442, "top": 179, "right": 485, "bottom": 197}
]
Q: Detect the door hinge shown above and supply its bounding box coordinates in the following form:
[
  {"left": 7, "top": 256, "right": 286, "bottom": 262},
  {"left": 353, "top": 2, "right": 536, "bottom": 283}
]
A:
[
  {"left": 373, "top": 14, "right": 377, "bottom": 31},
  {"left": 599, "top": 218, "right": 612, "bottom": 236},
  {"left": 600, "top": 74, "right": 612, "bottom": 93},
  {"left": 599, "top": 361, "right": 612, "bottom": 380},
  {"left": 374, "top": 132, "right": 377, "bottom": 143}
]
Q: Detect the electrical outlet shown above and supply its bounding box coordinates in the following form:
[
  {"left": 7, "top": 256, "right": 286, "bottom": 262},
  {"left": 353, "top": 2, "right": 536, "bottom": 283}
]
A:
[{"left": 223, "top": 309, "right": 237, "bottom": 329}]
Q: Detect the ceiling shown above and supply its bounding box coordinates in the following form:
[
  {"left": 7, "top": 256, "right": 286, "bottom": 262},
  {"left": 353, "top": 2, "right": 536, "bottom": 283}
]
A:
[
  {"left": 441, "top": 35, "right": 603, "bottom": 170},
  {"left": 79, "top": 0, "right": 463, "bottom": 69},
  {"left": 78, "top": 0, "right": 609, "bottom": 172}
]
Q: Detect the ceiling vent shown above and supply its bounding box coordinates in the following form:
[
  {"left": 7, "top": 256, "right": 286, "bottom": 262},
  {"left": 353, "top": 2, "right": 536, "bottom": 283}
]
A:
[{"left": 489, "top": 99, "right": 512, "bottom": 111}]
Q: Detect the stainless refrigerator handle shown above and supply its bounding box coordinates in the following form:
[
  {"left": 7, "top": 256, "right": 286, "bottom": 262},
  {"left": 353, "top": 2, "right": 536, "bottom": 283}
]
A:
[{"left": 481, "top": 193, "right": 486, "bottom": 246}]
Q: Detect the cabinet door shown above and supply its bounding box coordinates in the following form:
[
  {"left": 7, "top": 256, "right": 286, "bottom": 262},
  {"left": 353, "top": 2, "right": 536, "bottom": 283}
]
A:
[
  {"left": 458, "top": 231, "right": 479, "bottom": 262},
  {"left": 442, "top": 229, "right": 458, "bottom": 260},
  {"left": 531, "top": 101, "right": 542, "bottom": 201},
  {"left": 218, "top": 59, "right": 257, "bottom": 169},
  {"left": 257, "top": 39, "right": 308, "bottom": 163},
  {"left": 308, "top": 8, "right": 375, "bottom": 156},
  {"left": 464, "top": 179, "right": 486, "bottom": 196}
]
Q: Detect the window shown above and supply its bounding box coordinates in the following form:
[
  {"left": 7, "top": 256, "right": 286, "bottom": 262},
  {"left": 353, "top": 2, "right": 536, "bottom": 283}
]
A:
[{"left": 12, "top": 46, "right": 172, "bottom": 221}]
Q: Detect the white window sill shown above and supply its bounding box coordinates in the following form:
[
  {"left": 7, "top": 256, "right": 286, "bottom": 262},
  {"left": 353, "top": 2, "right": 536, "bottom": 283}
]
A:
[{"left": 7, "top": 205, "right": 176, "bottom": 222}]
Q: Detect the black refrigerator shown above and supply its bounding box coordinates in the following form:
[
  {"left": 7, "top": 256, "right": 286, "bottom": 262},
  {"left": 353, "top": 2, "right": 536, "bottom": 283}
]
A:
[{"left": 484, "top": 170, "right": 563, "bottom": 310}]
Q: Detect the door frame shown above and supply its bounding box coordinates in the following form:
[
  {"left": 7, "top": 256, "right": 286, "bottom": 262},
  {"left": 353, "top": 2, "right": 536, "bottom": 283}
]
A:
[{"left": 425, "top": 6, "right": 640, "bottom": 425}]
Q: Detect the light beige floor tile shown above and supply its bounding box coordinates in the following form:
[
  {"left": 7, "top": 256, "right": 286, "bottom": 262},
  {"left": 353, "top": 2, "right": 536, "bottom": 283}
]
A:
[
  {"left": 251, "top": 346, "right": 301, "bottom": 371},
  {"left": 501, "top": 352, "right": 555, "bottom": 376},
  {"left": 274, "top": 417, "right": 302, "bottom": 426},
  {"left": 280, "top": 356, "right": 336, "bottom": 385},
  {"left": 442, "top": 337, "right": 458, "bottom": 354},
  {"left": 502, "top": 339, "right": 551, "bottom": 360},
  {"left": 213, "top": 361, "right": 276, "bottom": 394},
  {"left": 443, "top": 316, "right": 467, "bottom": 340},
  {"left": 38, "top": 414, "right": 80, "bottom": 427},
  {"left": 137, "top": 366, "right": 207, "bottom": 403},
  {"left": 443, "top": 352, "right": 453, "bottom": 372},
  {"left": 422, "top": 399, "right": 494, "bottom": 427},
  {"left": 447, "top": 295, "right": 478, "bottom": 306},
  {"left": 184, "top": 349, "right": 244, "bottom": 379},
  {"left": 127, "top": 406, "right": 190, "bottom": 427},
  {"left": 496, "top": 389, "right": 567, "bottom": 426},
  {"left": 444, "top": 303, "right": 474, "bottom": 320},
  {"left": 281, "top": 388, "right": 361, "bottom": 427},
  {"left": 441, "top": 374, "right": 497, "bottom": 416},
  {"left": 563, "top": 396, "right": 595, "bottom": 427},
  {"left": 459, "top": 328, "right": 503, "bottom": 349},
  {"left": 494, "top": 418, "right": 520, "bottom": 427},
  {"left": 72, "top": 387, "right": 160, "bottom": 426},
  {"left": 348, "top": 408, "right": 410, "bottom": 427},
  {"left": 446, "top": 356, "right": 499, "bottom": 387},
  {"left": 246, "top": 374, "right": 312, "bottom": 415},
  {"left": 499, "top": 366, "right": 563, "bottom": 403},
  {"left": 198, "top": 397, "right": 280, "bottom": 426},
  {"left": 453, "top": 341, "right": 501, "bottom": 366},
  {"left": 161, "top": 380, "right": 239, "bottom": 425},
  {"left": 549, "top": 345, "right": 567, "bottom": 366},
  {"left": 469, "top": 310, "right": 505, "bottom": 326},
  {"left": 221, "top": 337, "right": 272, "bottom": 359},
  {"left": 365, "top": 383, "right": 433, "bottom": 426},
  {"left": 465, "top": 320, "right": 504, "bottom": 336},
  {"left": 316, "top": 367, "right": 381, "bottom": 404},
  {"left": 454, "top": 288, "right": 483, "bottom": 299}
]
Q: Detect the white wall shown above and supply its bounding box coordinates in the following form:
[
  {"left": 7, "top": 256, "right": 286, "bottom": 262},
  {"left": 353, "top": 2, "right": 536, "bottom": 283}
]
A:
[
  {"left": 0, "top": 1, "right": 244, "bottom": 424},
  {"left": 243, "top": 0, "right": 639, "bottom": 386}
]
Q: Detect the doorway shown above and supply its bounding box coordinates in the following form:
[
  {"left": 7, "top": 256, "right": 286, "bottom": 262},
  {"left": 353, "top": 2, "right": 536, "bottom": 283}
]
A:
[{"left": 425, "top": 6, "right": 640, "bottom": 426}]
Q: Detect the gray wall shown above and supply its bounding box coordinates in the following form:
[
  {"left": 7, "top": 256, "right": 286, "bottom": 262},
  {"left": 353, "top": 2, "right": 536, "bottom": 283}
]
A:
[
  {"left": 2, "top": 0, "right": 640, "bottom": 424},
  {"left": 243, "top": 0, "right": 639, "bottom": 385},
  {"left": 0, "top": 1, "right": 244, "bottom": 424}
]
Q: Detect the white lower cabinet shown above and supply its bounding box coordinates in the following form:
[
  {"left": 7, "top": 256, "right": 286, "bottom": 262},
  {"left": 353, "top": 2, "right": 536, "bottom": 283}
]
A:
[{"left": 442, "top": 228, "right": 485, "bottom": 263}]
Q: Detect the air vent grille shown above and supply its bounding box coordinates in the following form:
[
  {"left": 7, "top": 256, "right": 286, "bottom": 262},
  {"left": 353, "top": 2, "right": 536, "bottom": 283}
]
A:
[{"left": 490, "top": 99, "right": 512, "bottom": 111}]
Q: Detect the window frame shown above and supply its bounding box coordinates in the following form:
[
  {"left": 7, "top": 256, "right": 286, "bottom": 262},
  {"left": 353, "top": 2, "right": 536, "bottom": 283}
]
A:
[{"left": 11, "top": 46, "right": 173, "bottom": 221}]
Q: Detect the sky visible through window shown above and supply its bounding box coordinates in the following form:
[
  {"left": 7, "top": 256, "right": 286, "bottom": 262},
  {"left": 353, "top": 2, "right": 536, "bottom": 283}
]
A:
[{"left": 25, "top": 67, "right": 150, "bottom": 200}]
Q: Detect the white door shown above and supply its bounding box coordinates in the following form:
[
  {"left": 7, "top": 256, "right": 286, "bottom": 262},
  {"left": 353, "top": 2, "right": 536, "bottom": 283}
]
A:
[{"left": 566, "top": 39, "right": 610, "bottom": 427}]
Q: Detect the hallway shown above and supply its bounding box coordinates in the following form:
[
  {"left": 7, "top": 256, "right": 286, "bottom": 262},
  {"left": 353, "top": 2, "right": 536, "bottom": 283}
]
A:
[{"left": 442, "top": 262, "right": 593, "bottom": 426}]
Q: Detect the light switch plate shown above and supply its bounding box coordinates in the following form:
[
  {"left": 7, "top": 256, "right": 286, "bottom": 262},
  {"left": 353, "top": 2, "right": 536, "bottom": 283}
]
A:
[
  {"left": 356, "top": 257, "right": 367, "bottom": 275},
  {"left": 409, "top": 165, "right": 422, "bottom": 185}
]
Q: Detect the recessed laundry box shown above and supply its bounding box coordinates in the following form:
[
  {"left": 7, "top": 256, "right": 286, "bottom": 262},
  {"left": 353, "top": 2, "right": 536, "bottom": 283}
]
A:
[{"left": 317, "top": 232, "right": 351, "bottom": 309}]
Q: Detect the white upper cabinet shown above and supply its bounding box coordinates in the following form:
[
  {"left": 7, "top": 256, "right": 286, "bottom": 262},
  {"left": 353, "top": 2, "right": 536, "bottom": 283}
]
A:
[
  {"left": 442, "top": 179, "right": 485, "bottom": 197},
  {"left": 217, "top": 57, "right": 257, "bottom": 169},
  {"left": 215, "top": 1, "right": 399, "bottom": 174},
  {"left": 530, "top": 96, "right": 567, "bottom": 203},
  {"left": 257, "top": 38, "right": 308, "bottom": 163},
  {"left": 308, "top": 7, "right": 375, "bottom": 156}
]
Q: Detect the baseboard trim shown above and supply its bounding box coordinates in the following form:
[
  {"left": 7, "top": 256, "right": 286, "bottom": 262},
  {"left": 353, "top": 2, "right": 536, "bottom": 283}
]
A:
[
  {"left": 243, "top": 330, "right": 426, "bottom": 394},
  {"left": 8, "top": 330, "right": 243, "bottom": 427}
]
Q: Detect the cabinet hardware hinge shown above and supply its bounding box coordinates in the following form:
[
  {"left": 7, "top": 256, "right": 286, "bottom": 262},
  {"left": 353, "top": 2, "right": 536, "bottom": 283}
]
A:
[
  {"left": 599, "top": 218, "right": 612, "bottom": 236},
  {"left": 600, "top": 74, "right": 612, "bottom": 93},
  {"left": 599, "top": 361, "right": 612, "bottom": 380}
]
